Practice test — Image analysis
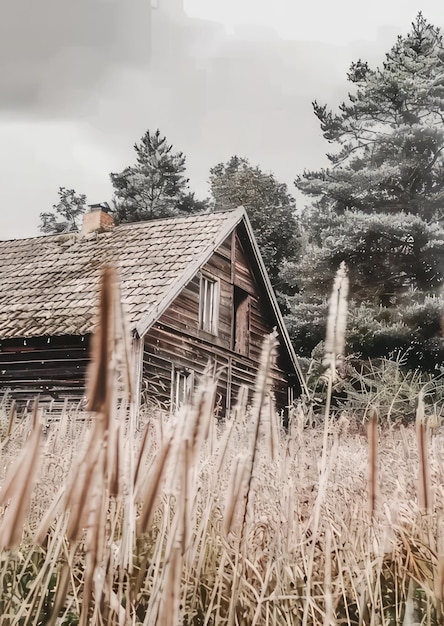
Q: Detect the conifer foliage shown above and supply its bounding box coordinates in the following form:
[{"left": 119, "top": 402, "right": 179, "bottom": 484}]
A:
[
  {"left": 298, "top": 13, "right": 444, "bottom": 221},
  {"left": 110, "top": 129, "right": 205, "bottom": 223},
  {"left": 39, "top": 187, "right": 87, "bottom": 234},
  {"left": 290, "top": 14, "right": 444, "bottom": 369},
  {"left": 210, "top": 156, "right": 300, "bottom": 289}
]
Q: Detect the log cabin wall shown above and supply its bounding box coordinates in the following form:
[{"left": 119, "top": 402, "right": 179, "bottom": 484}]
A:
[
  {"left": 0, "top": 334, "right": 90, "bottom": 405},
  {"left": 0, "top": 209, "right": 297, "bottom": 413},
  {"left": 142, "top": 225, "right": 295, "bottom": 415}
]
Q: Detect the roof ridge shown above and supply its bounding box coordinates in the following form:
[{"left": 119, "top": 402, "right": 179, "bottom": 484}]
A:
[
  {"left": 0, "top": 208, "right": 244, "bottom": 244},
  {"left": 115, "top": 208, "right": 242, "bottom": 229}
]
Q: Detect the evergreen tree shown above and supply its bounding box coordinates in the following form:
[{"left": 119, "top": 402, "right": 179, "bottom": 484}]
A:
[
  {"left": 296, "top": 207, "right": 443, "bottom": 305},
  {"left": 111, "top": 129, "right": 207, "bottom": 222},
  {"left": 290, "top": 14, "right": 444, "bottom": 370},
  {"left": 39, "top": 187, "right": 87, "bottom": 234},
  {"left": 297, "top": 13, "right": 444, "bottom": 223},
  {"left": 209, "top": 156, "right": 300, "bottom": 289}
]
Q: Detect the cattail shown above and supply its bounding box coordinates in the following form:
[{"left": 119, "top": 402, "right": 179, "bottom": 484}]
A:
[
  {"left": 223, "top": 456, "right": 247, "bottom": 537},
  {"left": 34, "top": 484, "right": 66, "bottom": 545},
  {"left": 250, "top": 331, "right": 279, "bottom": 421},
  {"left": 0, "top": 401, "right": 42, "bottom": 549},
  {"left": 231, "top": 384, "right": 249, "bottom": 426},
  {"left": 108, "top": 422, "right": 121, "bottom": 499},
  {"left": 324, "top": 526, "right": 334, "bottom": 626},
  {"left": 113, "top": 276, "right": 134, "bottom": 402},
  {"left": 82, "top": 487, "right": 107, "bottom": 623},
  {"left": 416, "top": 391, "right": 431, "bottom": 513},
  {"left": 86, "top": 264, "right": 116, "bottom": 414},
  {"left": 323, "top": 261, "right": 349, "bottom": 375},
  {"left": 268, "top": 394, "right": 280, "bottom": 462},
  {"left": 367, "top": 406, "right": 378, "bottom": 519},
  {"left": 47, "top": 563, "right": 71, "bottom": 626},
  {"left": 184, "top": 372, "right": 217, "bottom": 468},
  {"left": 133, "top": 421, "right": 151, "bottom": 491},
  {"left": 6, "top": 400, "right": 16, "bottom": 438},
  {"left": 137, "top": 435, "right": 173, "bottom": 536},
  {"left": 64, "top": 432, "right": 102, "bottom": 542},
  {"left": 239, "top": 333, "right": 278, "bottom": 544},
  {"left": 158, "top": 545, "right": 182, "bottom": 626},
  {"left": 434, "top": 516, "right": 444, "bottom": 626},
  {"left": 65, "top": 264, "right": 125, "bottom": 542}
]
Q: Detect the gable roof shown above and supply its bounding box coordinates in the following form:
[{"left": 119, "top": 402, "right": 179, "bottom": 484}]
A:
[
  {"left": 0, "top": 207, "right": 305, "bottom": 388},
  {"left": 0, "top": 209, "right": 242, "bottom": 340}
]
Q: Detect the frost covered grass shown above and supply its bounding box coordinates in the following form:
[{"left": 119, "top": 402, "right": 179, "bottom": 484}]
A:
[{"left": 0, "top": 265, "right": 442, "bottom": 624}]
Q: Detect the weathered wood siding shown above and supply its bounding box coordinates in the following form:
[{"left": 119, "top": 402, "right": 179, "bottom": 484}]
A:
[
  {"left": 154, "top": 235, "right": 233, "bottom": 349},
  {"left": 142, "top": 227, "right": 296, "bottom": 414},
  {"left": 0, "top": 335, "right": 89, "bottom": 403}
]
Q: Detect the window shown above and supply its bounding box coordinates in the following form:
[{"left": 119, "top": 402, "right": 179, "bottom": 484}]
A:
[
  {"left": 171, "top": 366, "right": 194, "bottom": 410},
  {"left": 199, "top": 275, "right": 219, "bottom": 335}
]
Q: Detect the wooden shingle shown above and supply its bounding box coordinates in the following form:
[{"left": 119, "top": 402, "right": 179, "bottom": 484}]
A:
[{"left": 0, "top": 210, "right": 239, "bottom": 340}]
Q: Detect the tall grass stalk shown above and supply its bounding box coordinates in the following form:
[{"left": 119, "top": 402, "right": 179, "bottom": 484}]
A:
[
  {"left": 368, "top": 407, "right": 379, "bottom": 520},
  {"left": 416, "top": 391, "right": 432, "bottom": 513}
]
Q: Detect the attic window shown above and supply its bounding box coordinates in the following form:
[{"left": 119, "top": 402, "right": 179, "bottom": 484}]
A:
[{"left": 199, "top": 274, "right": 219, "bottom": 335}]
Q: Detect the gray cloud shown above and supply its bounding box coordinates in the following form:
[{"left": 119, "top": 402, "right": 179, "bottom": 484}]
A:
[
  {"left": 0, "top": 0, "right": 151, "bottom": 113},
  {"left": 2, "top": 3, "right": 441, "bottom": 238}
]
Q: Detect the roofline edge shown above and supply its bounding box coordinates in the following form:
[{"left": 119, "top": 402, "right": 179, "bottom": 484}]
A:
[
  {"left": 239, "top": 211, "right": 309, "bottom": 397},
  {"left": 134, "top": 207, "right": 246, "bottom": 338}
]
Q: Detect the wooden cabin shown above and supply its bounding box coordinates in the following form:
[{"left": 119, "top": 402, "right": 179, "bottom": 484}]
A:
[{"left": 0, "top": 206, "right": 303, "bottom": 415}]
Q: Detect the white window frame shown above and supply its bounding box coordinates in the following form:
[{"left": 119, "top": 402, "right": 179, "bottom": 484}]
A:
[
  {"left": 199, "top": 274, "right": 220, "bottom": 335},
  {"left": 171, "top": 365, "right": 194, "bottom": 411}
]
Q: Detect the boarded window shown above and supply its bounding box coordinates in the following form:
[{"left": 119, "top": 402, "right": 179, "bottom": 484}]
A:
[
  {"left": 171, "top": 366, "right": 194, "bottom": 411},
  {"left": 233, "top": 286, "right": 250, "bottom": 356},
  {"left": 199, "top": 275, "right": 219, "bottom": 335}
]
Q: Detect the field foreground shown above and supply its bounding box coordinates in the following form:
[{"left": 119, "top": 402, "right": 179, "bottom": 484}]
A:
[
  {"left": 0, "top": 269, "right": 442, "bottom": 625},
  {"left": 0, "top": 373, "right": 443, "bottom": 625}
]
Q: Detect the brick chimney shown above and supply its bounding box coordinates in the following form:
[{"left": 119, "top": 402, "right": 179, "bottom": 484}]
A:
[{"left": 81, "top": 202, "right": 114, "bottom": 235}]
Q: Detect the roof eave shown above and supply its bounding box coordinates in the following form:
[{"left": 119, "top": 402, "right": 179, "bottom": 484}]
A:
[{"left": 239, "top": 212, "right": 309, "bottom": 397}]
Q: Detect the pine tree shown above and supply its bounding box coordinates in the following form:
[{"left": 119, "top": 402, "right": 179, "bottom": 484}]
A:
[
  {"left": 290, "top": 14, "right": 444, "bottom": 370},
  {"left": 209, "top": 156, "right": 301, "bottom": 289},
  {"left": 297, "top": 13, "right": 444, "bottom": 223},
  {"left": 39, "top": 187, "right": 87, "bottom": 234},
  {"left": 111, "top": 129, "right": 207, "bottom": 223}
]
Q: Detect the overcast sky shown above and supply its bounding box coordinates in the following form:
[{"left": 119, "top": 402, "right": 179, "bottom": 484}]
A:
[{"left": 1, "top": 0, "right": 443, "bottom": 239}]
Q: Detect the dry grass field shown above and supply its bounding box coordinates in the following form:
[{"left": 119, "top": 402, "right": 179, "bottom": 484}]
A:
[
  {"left": 0, "top": 267, "right": 442, "bottom": 625},
  {"left": 0, "top": 355, "right": 443, "bottom": 624}
]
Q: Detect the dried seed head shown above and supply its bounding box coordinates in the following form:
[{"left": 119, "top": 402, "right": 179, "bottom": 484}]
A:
[{"left": 323, "top": 262, "right": 349, "bottom": 374}]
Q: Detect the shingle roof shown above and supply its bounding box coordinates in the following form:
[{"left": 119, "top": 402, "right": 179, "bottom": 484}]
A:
[{"left": 0, "top": 209, "right": 243, "bottom": 340}]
